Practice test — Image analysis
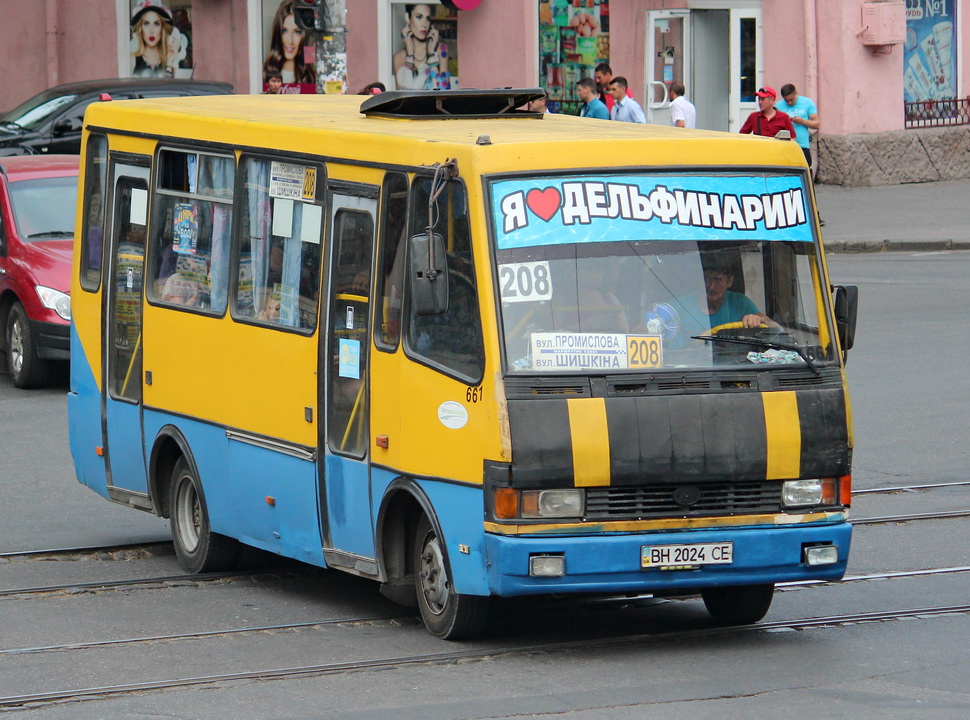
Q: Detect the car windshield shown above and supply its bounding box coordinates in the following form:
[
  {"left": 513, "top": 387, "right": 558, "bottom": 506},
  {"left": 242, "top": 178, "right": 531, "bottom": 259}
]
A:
[
  {"left": 1, "top": 92, "right": 78, "bottom": 131},
  {"left": 9, "top": 176, "right": 78, "bottom": 240},
  {"left": 490, "top": 171, "right": 836, "bottom": 374}
]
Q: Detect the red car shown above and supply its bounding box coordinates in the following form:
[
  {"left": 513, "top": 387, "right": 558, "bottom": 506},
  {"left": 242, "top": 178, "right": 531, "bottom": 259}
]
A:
[{"left": 0, "top": 155, "right": 78, "bottom": 387}]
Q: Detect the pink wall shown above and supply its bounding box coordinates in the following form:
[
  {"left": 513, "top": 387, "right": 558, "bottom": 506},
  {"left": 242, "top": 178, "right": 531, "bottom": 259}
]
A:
[
  {"left": 347, "top": 0, "right": 380, "bottom": 93},
  {"left": 763, "top": 0, "right": 811, "bottom": 100},
  {"left": 0, "top": 0, "right": 117, "bottom": 110},
  {"left": 191, "top": 0, "right": 252, "bottom": 89},
  {"left": 817, "top": 0, "right": 905, "bottom": 134},
  {"left": 455, "top": 0, "right": 537, "bottom": 88}
]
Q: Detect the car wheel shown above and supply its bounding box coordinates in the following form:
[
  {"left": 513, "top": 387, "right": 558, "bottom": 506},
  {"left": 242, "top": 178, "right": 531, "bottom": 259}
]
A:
[
  {"left": 7, "top": 302, "right": 48, "bottom": 388},
  {"left": 170, "top": 457, "right": 238, "bottom": 573},
  {"left": 702, "top": 584, "right": 774, "bottom": 625},
  {"left": 413, "top": 514, "right": 489, "bottom": 640}
]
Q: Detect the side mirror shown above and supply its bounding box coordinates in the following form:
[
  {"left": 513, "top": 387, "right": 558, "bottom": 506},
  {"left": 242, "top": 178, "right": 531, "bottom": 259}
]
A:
[
  {"left": 833, "top": 284, "right": 858, "bottom": 357},
  {"left": 409, "top": 232, "right": 449, "bottom": 316},
  {"left": 52, "top": 117, "right": 81, "bottom": 136}
]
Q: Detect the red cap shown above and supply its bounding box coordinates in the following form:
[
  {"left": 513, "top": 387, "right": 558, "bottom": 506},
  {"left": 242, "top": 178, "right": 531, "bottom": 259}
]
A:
[{"left": 755, "top": 87, "right": 776, "bottom": 99}]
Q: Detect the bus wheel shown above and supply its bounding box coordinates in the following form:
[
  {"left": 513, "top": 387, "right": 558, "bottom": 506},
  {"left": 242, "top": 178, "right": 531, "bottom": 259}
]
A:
[
  {"left": 413, "top": 515, "right": 489, "bottom": 640},
  {"left": 7, "top": 302, "right": 49, "bottom": 388},
  {"left": 702, "top": 584, "right": 774, "bottom": 625},
  {"left": 170, "top": 457, "right": 238, "bottom": 573}
]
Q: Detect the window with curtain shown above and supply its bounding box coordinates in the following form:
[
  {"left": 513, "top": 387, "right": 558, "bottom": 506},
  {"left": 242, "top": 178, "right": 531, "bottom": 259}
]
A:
[
  {"left": 146, "top": 148, "right": 234, "bottom": 314},
  {"left": 233, "top": 156, "right": 324, "bottom": 331}
]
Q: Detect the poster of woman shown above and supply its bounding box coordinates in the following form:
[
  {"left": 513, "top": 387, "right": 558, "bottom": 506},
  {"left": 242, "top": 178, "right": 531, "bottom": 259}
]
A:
[
  {"left": 389, "top": 3, "right": 458, "bottom": 91},
  {"left": 262, "top": 0, "right": 318, "bottom": 94},
  {"left": 129, "top": 1, "right": 192, "bottom": 78}
]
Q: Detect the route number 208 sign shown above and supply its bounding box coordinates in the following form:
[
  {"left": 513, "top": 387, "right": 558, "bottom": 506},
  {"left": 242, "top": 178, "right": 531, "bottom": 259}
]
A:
[{"left": 498, "top": 261, "right": 553, "bottom": 303}]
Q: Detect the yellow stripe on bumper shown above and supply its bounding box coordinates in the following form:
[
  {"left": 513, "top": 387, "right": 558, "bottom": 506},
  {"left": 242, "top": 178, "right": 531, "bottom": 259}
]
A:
[
  {"left": 567, "top": 397, "right": 612, "bottom": 487},
  {"left": 763, "top": 391, "right": 801, "bottom": 479}
]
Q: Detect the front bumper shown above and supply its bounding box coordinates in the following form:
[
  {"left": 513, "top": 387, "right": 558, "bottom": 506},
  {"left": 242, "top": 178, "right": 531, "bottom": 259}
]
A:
[
  {"left": 484, "top": 521, "right": 851, "bottom": 597},
  {"left": 30, "top": 318, "right": 70, "bottom": 360}
]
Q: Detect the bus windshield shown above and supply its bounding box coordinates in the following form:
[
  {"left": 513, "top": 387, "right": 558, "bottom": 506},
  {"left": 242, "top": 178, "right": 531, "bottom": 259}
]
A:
[{"left": 490, "top": 171, "right": 835, "bottom": 374}]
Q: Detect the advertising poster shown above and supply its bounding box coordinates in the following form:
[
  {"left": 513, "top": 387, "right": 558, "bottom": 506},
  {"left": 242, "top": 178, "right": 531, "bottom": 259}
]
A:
[
  {"left": 129, "top": 0, "right": 194, "bottom": 78},
  {"left": 538, "top": 0, "right": 610, "bottom": 115},
  {"left": 904, "top": 0, "right": 957, "bottom": 102},
  {"left": 389, "top": 2, "right": 459, "bottom": 91},
  {"left": 261, "top": 0, "right": 318, "bottom": 94}
]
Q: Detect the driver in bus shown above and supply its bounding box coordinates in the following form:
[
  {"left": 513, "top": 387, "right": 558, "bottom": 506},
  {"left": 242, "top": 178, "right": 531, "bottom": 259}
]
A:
[{"left": 675, "top": 255, "right": 778, "bottom": 338}]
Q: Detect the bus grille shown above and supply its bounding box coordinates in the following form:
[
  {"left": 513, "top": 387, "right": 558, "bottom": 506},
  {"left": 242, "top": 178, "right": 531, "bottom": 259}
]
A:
[{"left": 585, "top": 482, "right": 781, "bottom": 519}]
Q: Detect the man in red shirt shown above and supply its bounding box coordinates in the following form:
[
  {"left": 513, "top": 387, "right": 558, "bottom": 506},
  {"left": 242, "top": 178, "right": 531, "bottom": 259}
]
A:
[{"left": 739, "top": 87, "right": 795, "bottom": 139}]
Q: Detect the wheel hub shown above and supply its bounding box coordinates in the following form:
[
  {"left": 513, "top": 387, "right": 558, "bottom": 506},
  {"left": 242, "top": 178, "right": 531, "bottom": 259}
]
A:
[
  {"left": 419, "top": 534, "right": 449, "bottom": 614},
  {"left": 9, "top": 319, "right": 24, "bottom": 373}
]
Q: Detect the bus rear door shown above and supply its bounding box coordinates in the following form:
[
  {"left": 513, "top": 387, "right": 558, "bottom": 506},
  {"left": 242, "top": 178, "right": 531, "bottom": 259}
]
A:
[
  {"left": 103, "top": 160, "right": 151, "bottom": 496},
  {"left": 320, "top": 188, "right": 378, "bottom": 569}
]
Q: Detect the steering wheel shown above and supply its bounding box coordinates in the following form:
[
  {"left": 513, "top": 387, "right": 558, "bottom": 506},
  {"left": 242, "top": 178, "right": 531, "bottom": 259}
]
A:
[{"left": 705, "top": 321, "right": 768, "bottom": 335}]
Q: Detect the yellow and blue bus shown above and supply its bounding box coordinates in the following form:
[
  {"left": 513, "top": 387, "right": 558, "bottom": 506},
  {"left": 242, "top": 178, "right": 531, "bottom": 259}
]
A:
[{"left": 70, "top": 89, "right": 858, "bottom": 639}]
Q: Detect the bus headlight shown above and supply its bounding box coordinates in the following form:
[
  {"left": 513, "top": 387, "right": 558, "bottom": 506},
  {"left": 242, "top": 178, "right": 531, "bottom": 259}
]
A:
[
  {"left": 36, "top": 285, "right": 71, "bottom": 321},
  {"left": 782, "top": 478, "right": 837, "bottom": 508},
  {"left": 494, "top": 488, "right": 585, "bottom": 520},
  {"left": 521, "top": 489, "right": 584, "bottom": 519}
]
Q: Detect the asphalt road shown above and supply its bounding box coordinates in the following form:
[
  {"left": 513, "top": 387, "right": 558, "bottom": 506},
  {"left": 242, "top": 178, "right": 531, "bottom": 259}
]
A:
[{"left": 1, "top": 252, "right": 969, "bottom": 718}]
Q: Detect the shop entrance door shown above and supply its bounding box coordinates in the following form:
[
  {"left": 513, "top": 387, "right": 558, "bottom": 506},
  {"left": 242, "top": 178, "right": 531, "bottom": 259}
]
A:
[
  {"left": 645, "top": 10, "right": 690, "bottom": 127},
  {"left": 644, "top": 4, "right": 762, "bottom": 132}
]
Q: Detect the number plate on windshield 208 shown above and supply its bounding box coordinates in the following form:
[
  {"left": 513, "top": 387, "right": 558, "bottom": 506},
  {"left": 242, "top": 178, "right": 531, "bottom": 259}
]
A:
[{"left": 641, "top": 542, "right": 733, "bottom": 569}]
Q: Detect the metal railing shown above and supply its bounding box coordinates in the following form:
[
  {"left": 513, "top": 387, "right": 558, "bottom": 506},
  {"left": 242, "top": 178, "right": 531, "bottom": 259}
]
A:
[{"left": 905, "top": 97, "right": 970, "bottom": 129}]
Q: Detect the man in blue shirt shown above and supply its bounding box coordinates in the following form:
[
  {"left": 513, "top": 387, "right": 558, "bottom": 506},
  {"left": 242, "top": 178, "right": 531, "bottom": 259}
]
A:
[
  {"left": 577, "top": 78, "right": 609, "bottom": 119},
  {"left": 779, "top": 83, "right": 819, "bottom": 168},
  {"left": 608, "top": 77, "right": 646, "bottom": 123},
  {"left": 675, "top": 258, "right": 777, "bottom": 339}
]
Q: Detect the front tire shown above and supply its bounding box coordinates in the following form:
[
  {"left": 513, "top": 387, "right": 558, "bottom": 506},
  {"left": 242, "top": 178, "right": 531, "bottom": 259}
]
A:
[
  {"left": 7, "top": 302, "right": 48, "bottom": 388},
  {"left": 170, "top": 457, "right": 238, "bottom": 573},
  {"left": 702, "top": 584, "right": 774, "bottom": 625},
  {"left": 413, "top": 515, "right": 489, "bottom": 640}
]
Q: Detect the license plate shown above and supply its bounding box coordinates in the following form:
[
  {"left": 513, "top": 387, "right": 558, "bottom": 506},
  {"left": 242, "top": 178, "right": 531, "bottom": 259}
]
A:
[{"left": 641, "top": 542, "right": 733, "bottom": 569}]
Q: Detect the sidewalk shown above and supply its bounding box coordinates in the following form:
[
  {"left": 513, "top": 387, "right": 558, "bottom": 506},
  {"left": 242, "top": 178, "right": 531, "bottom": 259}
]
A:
[{"left": 815, "top": 178, "right": 970, "bottom": 252}]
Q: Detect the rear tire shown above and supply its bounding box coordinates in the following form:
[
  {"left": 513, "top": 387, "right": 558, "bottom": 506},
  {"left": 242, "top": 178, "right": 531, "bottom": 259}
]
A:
[
  {"left": 170, "top": 457, "right": 238, "bottom": 573},
  {"left": 414, "top": 515, "right": 489, "bottom": 640},
  {"left": 7, "top": 302, "right": 48, "bottom": 388},
  {"left": 702, "top": 584, "right": 774, "bottom": 625}
]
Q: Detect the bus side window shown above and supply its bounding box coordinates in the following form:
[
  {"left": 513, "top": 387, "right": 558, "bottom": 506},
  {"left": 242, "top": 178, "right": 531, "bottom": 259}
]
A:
[
  {"left": 405, "top": 177, "right": 484, "bottom": 382},
  {"left": 233, "top": 156, "right": 323, "bottom": 330},
  {"left": 147, "top": 149, "right": 233, "bottom": 313},
  {"left": 79, "top": 134, "right": 108, "bottom": 292},
  {"left": 375, "top": 172, "right": 408, "bottom": 350}
]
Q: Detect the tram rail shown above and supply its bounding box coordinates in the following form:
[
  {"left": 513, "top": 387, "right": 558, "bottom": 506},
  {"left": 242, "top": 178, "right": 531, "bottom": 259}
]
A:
[{"left": 3, "top": 602, "right": 969, "bottom": 710}]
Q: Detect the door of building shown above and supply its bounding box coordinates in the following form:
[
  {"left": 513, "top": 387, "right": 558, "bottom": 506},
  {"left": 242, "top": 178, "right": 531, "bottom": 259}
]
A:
[
  {"left": 644, "top": 4, "right": 762, "bottom": 132},
  {"left": 645, "top": 10, "right": 690, "bottom": 127}
]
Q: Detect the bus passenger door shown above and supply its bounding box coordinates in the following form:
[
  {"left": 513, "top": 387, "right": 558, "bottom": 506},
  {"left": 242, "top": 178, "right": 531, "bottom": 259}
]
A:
[
  {"left": 320, "top": 189, "right": 378, "bottom": 565},
  {"left": 103, "top": 161, "right": 151, "bottom": 497}
]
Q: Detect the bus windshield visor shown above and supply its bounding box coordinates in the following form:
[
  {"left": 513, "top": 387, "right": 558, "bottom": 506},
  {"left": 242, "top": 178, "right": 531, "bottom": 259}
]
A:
[{"left": 490, "top": 172, "right": 836, "bottom": 374}]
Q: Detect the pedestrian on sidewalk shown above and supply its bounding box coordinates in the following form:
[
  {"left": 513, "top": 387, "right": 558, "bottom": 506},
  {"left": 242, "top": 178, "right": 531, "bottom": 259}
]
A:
[
  {"left": 669, "top": 81, "right": 696, "bottom": 128},
  {"left": 609, "top": 77, "right": 645, "bottom": 124},
  {"left": 740, "top": 86, "right": 794, "bottom": 139},
  {"left": 779, "top": 83, "right": 819, "bottom": 169},
  {"left": 578, "top": 78, "right": 609, "bottom": 119}
]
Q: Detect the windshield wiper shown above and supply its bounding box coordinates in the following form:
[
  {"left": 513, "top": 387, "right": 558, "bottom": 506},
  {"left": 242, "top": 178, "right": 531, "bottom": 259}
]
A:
[
  {"left": 692, "top": 333, "right": 820, "bottom": 376},
  {"left": 26, "top": 231, "right": 73, "bottom": 239}
]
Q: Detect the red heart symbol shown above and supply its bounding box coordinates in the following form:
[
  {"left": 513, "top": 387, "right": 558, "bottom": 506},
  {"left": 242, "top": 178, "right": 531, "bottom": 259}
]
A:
[{"left": 526, "top": 187, "right": 562, "bottom": 222}]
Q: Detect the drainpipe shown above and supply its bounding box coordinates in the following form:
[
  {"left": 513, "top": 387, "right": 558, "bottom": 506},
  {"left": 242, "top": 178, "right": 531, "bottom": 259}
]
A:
[{"left": 46, "top": 0, "right": 59, "bottom": 87}]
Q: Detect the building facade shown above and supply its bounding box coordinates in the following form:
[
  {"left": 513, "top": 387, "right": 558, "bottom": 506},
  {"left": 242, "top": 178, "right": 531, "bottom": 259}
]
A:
[{"left": 2, "top": 0, "right": 967, "bottom": 185}]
